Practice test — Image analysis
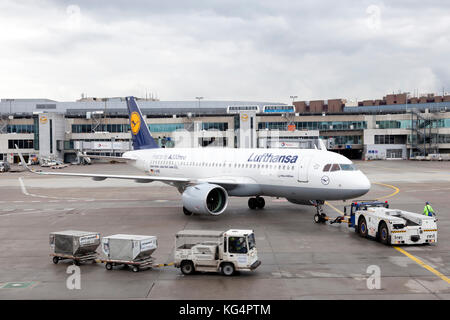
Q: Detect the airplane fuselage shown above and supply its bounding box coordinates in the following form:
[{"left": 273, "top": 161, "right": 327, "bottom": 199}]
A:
[{"left": 123, "top": 147, "right": 371, "bottom": 201}]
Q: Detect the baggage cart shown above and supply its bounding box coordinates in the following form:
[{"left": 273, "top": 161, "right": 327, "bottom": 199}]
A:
[
  {"left": 100, "top": 234, "right": 158, "bottom": 272},
  {"left": 50, "top": 252, "right": 98, "bottom": 265},
  {"left": 99, "top": 257, "right": 154, "bottom": 272},
  {"left": 49, "top": 230, "right": 101, "bottom": 264}
]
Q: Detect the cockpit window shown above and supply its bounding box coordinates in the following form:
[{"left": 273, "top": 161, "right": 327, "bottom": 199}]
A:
[
  {"left": 330, "top": 164, "right": 340, "bottom": 172},
  {"left": 339, "top": 164, "right": 357, "bottom": 171},
  {"left": 325, "top": 163, "right": 357, "bottom": 172}
]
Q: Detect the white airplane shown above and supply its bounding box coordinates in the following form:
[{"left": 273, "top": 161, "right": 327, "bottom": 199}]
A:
[{"left": 17, "top": 96, "right": 371, "bottom": 222}]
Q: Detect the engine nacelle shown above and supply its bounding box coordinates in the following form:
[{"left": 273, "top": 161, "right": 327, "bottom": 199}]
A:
[{"left": 182, "top": 183, "right": 228, "bottom": 215}]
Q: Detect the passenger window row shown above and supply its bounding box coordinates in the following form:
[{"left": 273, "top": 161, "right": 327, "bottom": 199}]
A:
[{"left": 149, "top": 160, "right": 296, "bottom": 171}]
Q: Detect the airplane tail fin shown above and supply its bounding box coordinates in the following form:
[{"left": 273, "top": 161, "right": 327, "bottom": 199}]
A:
[{"left": 125, "top": 96, "right": 159, "bottom": 150}]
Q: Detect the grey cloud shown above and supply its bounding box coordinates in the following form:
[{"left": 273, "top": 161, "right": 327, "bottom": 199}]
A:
[{"left": 0, "top": 0, "right": 449, "bottom": 102}]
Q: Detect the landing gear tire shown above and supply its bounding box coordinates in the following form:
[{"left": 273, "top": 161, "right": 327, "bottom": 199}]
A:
[
  {"left": 183, "top": 207, "right": 193, "bottom": 216},
  {"left": 256, "top": 197, "right": 265, "bottom": 209},
  {"left": 313, "top": 213, "right": 326, "bottom": 223},
  {"left": 248, "top": 198, "right": 257, "bottom": 210},
  {"left": 314, "top": 214, "right": 321, "bottom": 223},
  {"left": 249, "top": 197, "right": 265, "bottom": 210},
  {"left": 314, "top": 201, "right": 327, "bottom": 223}
]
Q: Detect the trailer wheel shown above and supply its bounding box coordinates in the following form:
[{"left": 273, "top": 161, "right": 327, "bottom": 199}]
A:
[
  {"left": 180, "top": 261, "right": 195, "bottom": 275},
  {"left": 52, "top": 257, "right": 59, "bottom": 264},
  {"left": 358, "top": 216, "right": 368, "bottom": 238},
  {"left": 132, "top": 266, "right": 139, "bottom": 273},
  {"left": 221, "top": 263, "right": 235, "bottom": 276},
  {"left": 378, "top": 222, "right": 389, "bottom": 245},
  {"left": 105, "top": 263, "right": 113, "bottom": 270}
]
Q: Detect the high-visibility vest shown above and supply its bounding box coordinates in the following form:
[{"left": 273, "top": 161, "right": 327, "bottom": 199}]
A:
[{"left": 424, "top": 205, "right": 434, "bottom": 216}]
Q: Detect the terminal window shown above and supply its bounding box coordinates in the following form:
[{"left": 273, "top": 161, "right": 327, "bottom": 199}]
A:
[
  {"left": 374, "top": 135, "right": 407, "bottom": 144},
  {"left": 8, "top": 139, "right": 34, "bottom": 149}
]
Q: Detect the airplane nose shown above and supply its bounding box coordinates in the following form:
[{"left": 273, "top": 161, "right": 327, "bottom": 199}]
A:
[
  {"left": 356, "top": 172, "right": 371, "bottom": 196},
  {"left": 362, "top": 174, "right": 371, "bottom": 193}
]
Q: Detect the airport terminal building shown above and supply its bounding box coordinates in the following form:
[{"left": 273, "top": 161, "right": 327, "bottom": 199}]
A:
[{"left": 1, "top": 93, "right": 449, "bottom": 164}]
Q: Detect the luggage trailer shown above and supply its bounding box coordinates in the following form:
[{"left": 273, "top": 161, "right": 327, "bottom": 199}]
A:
[
  {"left": 100, "top": 234, "right": 158, "bottom": 273},
  {"left": 336, "top": 201, "right": 438, "bottom": 245},
  {"left": 49, "top": 230, "right": 260, "bottom": 276},
  {"left": 50, "top": 231, "right": 101, "bottom": 265}
]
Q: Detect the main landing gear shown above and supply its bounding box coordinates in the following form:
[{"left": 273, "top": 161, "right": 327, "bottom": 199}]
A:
[
  {"left": 312, "top": 200, "right": 327, "bottom": 223},
  {"left": 248, "top": 197, "right": 265, "bottom": 210}
]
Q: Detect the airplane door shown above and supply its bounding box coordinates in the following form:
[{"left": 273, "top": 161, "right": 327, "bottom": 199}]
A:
[{"left": 297, "top": 156, "right": 312, "bottom": 182}]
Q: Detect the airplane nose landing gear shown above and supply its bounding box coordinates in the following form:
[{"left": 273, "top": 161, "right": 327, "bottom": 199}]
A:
[{"left": 312, "top": 200, "right": 327, "bottom": 223}]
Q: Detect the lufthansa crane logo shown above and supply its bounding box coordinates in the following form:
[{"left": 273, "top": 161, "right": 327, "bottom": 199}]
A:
[
  {"left": 130, "top": 112, "right": 141, "bottom": 135},
  {"left": 40, "top": 115, "right": 48, "bottom": 124},
  {"left": 321, "top": 176, "right": 330, "bottom": 185},
  {"left": 241, "top": 113, "right": 249, "bottom": 121}
]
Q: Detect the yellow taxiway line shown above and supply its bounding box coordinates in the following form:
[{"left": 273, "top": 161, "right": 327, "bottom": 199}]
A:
[
  {"left": 393, "top": 247, "right": 450, "bottom": 285},
  {"left": 373, "top": 182, "right": 400, "bottom": 200},
  {"left": 324, "top": 201, "right": 345, "bottom": 216}
]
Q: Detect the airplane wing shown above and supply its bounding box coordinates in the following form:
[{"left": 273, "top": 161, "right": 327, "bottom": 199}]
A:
[
  {"left": 201, "top": 176, "right": 257, "bottom": 186},
  {"left": 16, "top": 145, "right": 188, "bottom": 184},
  {"left": 25, "top": 166, "right": 248, "bottom": 187},
  {"left": 31, "top": 170, "right": 190, "bottom": 183},
  {"left": 78, "top": 153, "right": 136, "bottom": 163},
  {"left": 15, "top": 146, "right": 249, "bottom": 188}
]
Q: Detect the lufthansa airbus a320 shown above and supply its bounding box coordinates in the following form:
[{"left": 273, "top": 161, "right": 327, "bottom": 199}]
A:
[{"left": 17, "top": 97, "right": 371, "bottom": 222}]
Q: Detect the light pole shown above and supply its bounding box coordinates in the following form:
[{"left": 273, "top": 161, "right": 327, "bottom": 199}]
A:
[
  {"left": 404, "top": 91, "right": 410, "bottom": 112},
  {"left": 195, "top": 97, "right": 203, "bottom": 114},
  {"left": 290, "top": 95, "right": 298, "bottom": 104}
]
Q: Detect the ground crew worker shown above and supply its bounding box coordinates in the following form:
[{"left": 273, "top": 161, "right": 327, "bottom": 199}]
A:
[{"left": 423, "top": 202, "right": 435, "bottom": 216}]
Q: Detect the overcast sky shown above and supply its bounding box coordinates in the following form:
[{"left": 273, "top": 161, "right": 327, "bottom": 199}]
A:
[{"left": 1, "top": 0, "right": 449, "bottom": 103}]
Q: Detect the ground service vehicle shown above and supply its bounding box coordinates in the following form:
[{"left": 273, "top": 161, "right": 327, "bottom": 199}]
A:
[
  {"left": 344, "top": 201, "right": 438, "bottom": 245},
  {"left": 174, "top": 229, "right": 261, "bottom": 276},
  {"left": 0, "top": 161, "right": 10, "bottom": 172}
]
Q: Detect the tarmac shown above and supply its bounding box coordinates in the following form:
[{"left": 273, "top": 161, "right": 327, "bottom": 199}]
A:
[{"left": 0, "top": 160, "right": 449, "bottom": 299}]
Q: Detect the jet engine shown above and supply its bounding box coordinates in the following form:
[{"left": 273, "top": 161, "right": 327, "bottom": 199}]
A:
[{"left": 182, "top": 183, "right": 228, "bottom": 215}]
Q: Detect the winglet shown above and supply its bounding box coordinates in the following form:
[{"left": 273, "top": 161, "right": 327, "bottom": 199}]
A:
[{"left": 15, "top": 144, "right": 33, "bottom": 172}]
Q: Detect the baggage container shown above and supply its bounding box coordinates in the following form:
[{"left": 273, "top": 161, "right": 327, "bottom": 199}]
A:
[
  {"left": 102, "top": 234, "right": 157, "bottom": 261},
  {"left": 49, "top": 230, "right": 100, "bottom": 256}
]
